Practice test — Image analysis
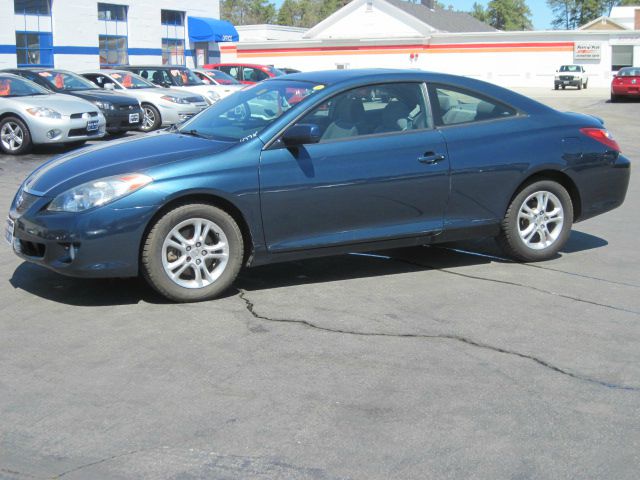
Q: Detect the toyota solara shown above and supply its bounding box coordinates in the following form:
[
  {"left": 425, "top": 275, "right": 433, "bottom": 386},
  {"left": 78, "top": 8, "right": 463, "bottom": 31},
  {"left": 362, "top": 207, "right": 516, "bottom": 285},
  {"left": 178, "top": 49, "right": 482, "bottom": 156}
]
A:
[{"left": 6, "top": 69, "right": 630, "bottom": 302}]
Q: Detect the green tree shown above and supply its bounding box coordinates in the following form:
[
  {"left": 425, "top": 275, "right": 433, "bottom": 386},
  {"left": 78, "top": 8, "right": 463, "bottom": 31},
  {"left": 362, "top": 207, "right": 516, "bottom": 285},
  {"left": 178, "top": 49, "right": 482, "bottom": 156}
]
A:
[
  {"left": 221, "top": 0, "right": 276, "bottom": 25},
  {"left": 470, "top": 2, "right": 489, "bottom": 23},
  {"left": 547, "top": 0, "right": 638, "bottom": 30},
  {"left": 487, "top": 0, "right": 533, "bottom": 30}
]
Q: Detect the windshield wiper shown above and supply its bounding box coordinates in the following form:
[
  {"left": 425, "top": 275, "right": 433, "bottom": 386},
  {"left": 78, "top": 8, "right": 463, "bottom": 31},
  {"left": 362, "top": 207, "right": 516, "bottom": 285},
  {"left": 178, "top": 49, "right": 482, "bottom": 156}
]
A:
[{"left": 179, "top": 129, "right": 211, "bottom": 139}]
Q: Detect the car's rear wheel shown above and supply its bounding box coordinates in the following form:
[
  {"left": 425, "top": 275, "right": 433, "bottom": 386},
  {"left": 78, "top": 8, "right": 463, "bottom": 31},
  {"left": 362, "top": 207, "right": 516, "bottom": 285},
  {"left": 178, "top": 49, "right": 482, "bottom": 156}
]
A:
[
  {"left": 0, "top": 116, "right": 32, "bottom": 155},
  {"left": 141, "top": 103, "right": 161, "bottom": 132},
  {"left": 497, "top": 180, "right": 573, "bottom": 262},
  {"left": 141, "top": 203, "right": 244, "bottom": 302}
]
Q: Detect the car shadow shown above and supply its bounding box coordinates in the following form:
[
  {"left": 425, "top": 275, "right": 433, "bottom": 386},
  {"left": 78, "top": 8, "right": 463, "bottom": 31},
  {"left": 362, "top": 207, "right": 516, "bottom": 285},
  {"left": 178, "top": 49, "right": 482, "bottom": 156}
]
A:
[{"left": 8, "top": 230, "right": 607, "bottom": 307}]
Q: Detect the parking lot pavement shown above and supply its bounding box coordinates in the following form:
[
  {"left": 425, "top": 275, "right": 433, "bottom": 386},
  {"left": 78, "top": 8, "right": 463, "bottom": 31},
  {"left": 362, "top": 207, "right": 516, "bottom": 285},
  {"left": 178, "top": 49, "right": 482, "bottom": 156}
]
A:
[{"left": 0, "top": 92, "right": 638, "bottom": 480}]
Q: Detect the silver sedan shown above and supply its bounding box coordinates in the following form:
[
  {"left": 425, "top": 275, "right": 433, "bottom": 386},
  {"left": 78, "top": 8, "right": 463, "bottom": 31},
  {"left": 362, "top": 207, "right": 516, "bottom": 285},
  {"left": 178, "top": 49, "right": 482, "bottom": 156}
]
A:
[
  {"left": 81, "top": 70, "right": 208, "bottom": 132},
  {"left": 0, "top": 73, "right": 106, "bottom": 155}
]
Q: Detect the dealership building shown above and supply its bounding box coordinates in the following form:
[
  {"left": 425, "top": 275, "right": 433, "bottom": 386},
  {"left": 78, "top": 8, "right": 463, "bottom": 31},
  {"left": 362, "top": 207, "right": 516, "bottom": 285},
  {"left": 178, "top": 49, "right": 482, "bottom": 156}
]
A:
[
  {"left": 222, "top": 1, "right": 640, "bottom": 89},
  {"left": 0, "top": 0, "right": 236, "bottom": 70}
]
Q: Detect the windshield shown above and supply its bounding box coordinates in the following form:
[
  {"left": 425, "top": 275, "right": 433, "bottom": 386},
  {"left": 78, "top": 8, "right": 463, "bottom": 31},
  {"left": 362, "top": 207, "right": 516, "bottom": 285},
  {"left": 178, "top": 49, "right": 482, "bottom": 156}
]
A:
[
  {"left": 201, "top": 70, "right": 240, "bottom": 85},
  {"left": 37, "top": 71, "right": 98, "bottom": 91},
  {"left": 0, "top": 76, "right": 49, "bottom": 97},
  {"left": 559, "top": 66, "right": 580, "bottom": 72},
  {"left": 178, "top": 79, "right": 324, "bottom": 142},
  {"left": 169, "top": 68, "right": 204, "bottom": 86},
  {"left": 110, "top": 71, "right": 155, "bottom": 89}
]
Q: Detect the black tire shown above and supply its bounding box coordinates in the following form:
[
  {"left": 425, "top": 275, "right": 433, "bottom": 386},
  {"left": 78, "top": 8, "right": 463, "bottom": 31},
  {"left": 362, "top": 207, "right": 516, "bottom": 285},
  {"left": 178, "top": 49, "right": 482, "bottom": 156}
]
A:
[
  {"left": 583, "top": 80, "right": 588, "bottom": 89},
  {"left": 577, "top": 82, "right": 582, "bottom": 90},
  {"left": 141, "top": 103, "right": 161, "bottom": 132},
  {"left": 561, "top": 85, "right": 566, "bottom": 90},
  {"left": 141, "top": 203, "right": 244, "bottom": 302},
  {"left": 611, "top": 94, "right": 619, "bottom": 103},
  {"left": 497, "top": 180, "right": 573, "bottom": 262},
  {"left": 554, "top": 84, "right": 559, "bottom": 90},
  {"left": 0, "top": 116, "right": 32, "bottom": 155}
]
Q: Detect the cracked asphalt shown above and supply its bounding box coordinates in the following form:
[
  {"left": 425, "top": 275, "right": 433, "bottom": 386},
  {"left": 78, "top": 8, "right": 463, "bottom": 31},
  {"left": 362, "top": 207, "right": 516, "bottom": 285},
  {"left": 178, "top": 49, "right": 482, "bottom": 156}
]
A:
[{"left": 1, "top": 88, "right": 638, "bottom": 479}]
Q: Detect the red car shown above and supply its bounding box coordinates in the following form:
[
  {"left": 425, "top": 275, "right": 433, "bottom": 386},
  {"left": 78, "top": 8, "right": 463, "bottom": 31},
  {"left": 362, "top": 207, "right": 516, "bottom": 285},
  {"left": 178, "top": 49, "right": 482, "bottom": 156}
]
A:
[
  {"left": 203, "top": 63, "right": 283, "bottom": 85},
  {"left": 611, "top": 67, "right": 640, "bottom": 102}
]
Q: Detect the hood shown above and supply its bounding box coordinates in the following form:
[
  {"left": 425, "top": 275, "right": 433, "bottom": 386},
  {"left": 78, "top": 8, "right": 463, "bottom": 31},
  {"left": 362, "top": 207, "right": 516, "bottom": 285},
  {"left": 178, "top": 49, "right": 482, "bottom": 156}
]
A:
[
  {"left": 23, "top": 132, "right": 236, "bottom": 196},
  {"left": 66, "top": 89, "right": 140, "bottom": 106},
  {"left": 18, "top": 93, "right": 101, "bottom": 115}
]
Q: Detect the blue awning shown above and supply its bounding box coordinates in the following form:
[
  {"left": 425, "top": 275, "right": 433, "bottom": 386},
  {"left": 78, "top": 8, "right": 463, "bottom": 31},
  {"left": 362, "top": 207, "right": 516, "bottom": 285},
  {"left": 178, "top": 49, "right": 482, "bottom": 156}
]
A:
[{"left": 188, "top": 17, "right": 239, "bottom": 43}]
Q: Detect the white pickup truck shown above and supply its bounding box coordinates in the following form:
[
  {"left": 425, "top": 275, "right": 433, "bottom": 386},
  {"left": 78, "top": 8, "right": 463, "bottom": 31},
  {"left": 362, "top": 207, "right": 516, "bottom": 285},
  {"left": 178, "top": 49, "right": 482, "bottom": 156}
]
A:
[{"left": 554, "top": 65, "right": 588, "bottom": 90}]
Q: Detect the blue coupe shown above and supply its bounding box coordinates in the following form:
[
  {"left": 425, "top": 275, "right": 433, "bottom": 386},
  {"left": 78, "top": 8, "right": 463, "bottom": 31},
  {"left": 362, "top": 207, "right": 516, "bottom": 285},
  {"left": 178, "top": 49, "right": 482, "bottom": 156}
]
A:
[{"left": 6, "top": 69, "right": 630, "bottom": 302}]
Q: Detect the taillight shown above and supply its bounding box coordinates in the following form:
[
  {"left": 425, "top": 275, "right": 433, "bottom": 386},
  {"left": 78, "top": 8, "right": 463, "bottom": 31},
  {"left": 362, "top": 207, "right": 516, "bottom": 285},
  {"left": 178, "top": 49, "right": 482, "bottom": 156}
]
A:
[{"left": 580, "top": 128, "right": 621, "bottom": 152}]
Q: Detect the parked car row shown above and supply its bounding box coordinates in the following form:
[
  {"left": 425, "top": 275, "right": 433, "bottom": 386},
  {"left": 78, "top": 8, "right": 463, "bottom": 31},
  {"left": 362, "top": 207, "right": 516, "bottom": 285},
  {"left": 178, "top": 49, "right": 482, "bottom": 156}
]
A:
[
  {"left": 554, "top": 64, "right": 640, "bottom": 102},
  {"left": 0, "top": 64, "right": 253, "bottom": 155}
]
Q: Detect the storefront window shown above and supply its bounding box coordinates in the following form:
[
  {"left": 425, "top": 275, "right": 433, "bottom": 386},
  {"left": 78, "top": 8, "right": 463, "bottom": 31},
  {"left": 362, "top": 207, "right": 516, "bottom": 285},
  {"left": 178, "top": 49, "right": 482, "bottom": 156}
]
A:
[
  {"left": 99, "top": 35, "right": 128, "bottom": 66},
  {"left": 14, "top": 0, "right": 50, "bottom": 15},
  {"left": 162, "top": 39, "right": 185, "bottom": 65},
  {"left": 612, "top": 45, "right": 634, "bottom": 71},
  {"left": 16, "top": 32, "right": 53, "bottom": 67},
  {"left": 98, "top": 3, "right": 128, "bottom": 21}
]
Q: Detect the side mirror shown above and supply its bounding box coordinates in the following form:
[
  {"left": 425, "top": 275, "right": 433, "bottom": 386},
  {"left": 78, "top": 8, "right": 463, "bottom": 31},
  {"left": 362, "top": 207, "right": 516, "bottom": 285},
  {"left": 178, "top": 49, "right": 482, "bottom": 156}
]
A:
[
  {"left": 104, "top": 83, "right": 115, "bottom": 91},
  {"left": 282, "top": 124, "right": 321, "bottom": 146}
]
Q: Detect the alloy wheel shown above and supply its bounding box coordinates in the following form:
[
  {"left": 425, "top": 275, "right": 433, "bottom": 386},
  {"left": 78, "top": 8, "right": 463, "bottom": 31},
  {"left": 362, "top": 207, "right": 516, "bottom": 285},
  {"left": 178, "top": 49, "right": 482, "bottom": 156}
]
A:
[
  {"left": 161, "top": 218, "right": 229, "bottom": 289},
  {"left": 517, "top": 190, "right": 564, "bottom": 250},
  {"left": 1, "top": 122, "right": 24, "bottom": 152},
  {"left": 142, "top": 107, "right": 156, "bottom": 131}
]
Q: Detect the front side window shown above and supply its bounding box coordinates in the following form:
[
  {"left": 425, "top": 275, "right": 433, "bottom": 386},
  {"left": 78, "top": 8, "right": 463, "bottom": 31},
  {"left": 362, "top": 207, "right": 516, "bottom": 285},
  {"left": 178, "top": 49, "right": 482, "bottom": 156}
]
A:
[
  {"left": 98, "top": 3, "right": 127, "bottom": 21},
  {"left": 178, "top": 80, "right": 323, "bottom": 142},
  {"left": 0, "top": 75, "right": 49, "bottom": 97},
  {"left": 294, "top": 82, "right": 430, "bottom": 142},
  {"left": 429, "top": 85, "right": 517, "bottom": 126},
  {"left": 14, "top": 0, "right": 50, "bottom": 15},
  {"left": 162, "top": 39, "right": 185, "bottom": 66},
  {"left": 217, "top": 66, "right": 239, "bottom": 80},
  {"left": 16, "top": 32, "right": 53, "bottom": 67},
  {"left": 243, "top": 67, "right": 269, "bottom": 83},
  {"left": 168, "top": 68, "right": 203, "bottom": 86},
  {"left": 99, "top": 35, "right": 128, "bottom": 66},
  {"left": 109, "top": 72, "right": 154, "bottom": 89}
]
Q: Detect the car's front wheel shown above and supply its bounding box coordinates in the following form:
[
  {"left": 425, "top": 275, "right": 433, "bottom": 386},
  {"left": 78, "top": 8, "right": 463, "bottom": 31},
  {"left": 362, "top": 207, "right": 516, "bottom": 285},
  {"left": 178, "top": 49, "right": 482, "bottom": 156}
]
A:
[
  {"left": 0, "top": 116, "right": 32, "bottom": 155},
  {"left": 497, "top": 180, "right": 573, "bottom": 262},
  {"left": 141, "top": 103, "right": 161, "bottom": 132},
  {"left": 141, "top": 203, "right": 244, "bottom": 302}
]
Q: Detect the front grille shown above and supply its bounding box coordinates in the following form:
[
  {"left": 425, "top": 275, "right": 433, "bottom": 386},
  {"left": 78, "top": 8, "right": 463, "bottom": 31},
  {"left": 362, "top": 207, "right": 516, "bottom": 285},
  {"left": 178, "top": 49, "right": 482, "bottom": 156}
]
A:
[
  {"left": 185, "top": 96, "right": 205, "bottom": 103},
  {"left": 69, "top": 128, "right": 102, "bottom": 137},
  {"left": 70, "top": 112, "right": 99, "bottom": 119},
  {"left": 560, "top": 75, "right": 574, "bottom": 81},
  {"left": 15, "top": 191, "right": 39, "bottom": 214},
  {"left": 117, "top": 104, "right": 138, "bottom": 111},
  {"left": 17, "top": 239, "right": 46, "bottom": 258}
]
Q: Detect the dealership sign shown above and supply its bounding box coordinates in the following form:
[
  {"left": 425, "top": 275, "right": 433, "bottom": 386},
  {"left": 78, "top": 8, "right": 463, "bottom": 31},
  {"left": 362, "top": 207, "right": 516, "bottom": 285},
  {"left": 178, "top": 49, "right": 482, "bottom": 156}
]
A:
[{"left": 574, "top": 42, "right": 601, "bottom": 60}]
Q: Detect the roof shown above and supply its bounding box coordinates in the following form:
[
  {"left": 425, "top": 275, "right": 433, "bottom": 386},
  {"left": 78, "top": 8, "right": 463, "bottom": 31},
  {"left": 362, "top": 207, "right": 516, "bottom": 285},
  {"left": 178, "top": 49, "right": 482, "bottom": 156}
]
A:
[
  {"left": 384, "top": 0, "right": 496, "bottom": 33},
  {"left": 578, "top": 16, "right": 628, "bottom": 31}
]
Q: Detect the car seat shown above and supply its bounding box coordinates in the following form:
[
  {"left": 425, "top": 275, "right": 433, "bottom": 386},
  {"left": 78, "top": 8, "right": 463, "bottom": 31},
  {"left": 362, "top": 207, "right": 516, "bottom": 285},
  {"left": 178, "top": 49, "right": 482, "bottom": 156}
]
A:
[
  {"left": 374, "top": 101, "right": 411, "bottom": 133},
  {"left": 321, "top": 96, "right": 365, "bottom": 141},
  {"left": 152, "top": 71, "right": 164, "bottom": 85}
]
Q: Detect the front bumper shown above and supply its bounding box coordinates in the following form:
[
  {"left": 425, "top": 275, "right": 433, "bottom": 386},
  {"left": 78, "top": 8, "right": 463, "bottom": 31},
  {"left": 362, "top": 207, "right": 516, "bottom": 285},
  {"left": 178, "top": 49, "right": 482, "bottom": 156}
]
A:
[
  {"left": 28, "top": 115, "right": 107, "bottom": 144},
  {"left": 7, "top": 193, "right": 158, "bottom": 278},
  {"left": 103, "top": 107, "right": 144, "bottom": 132},
  {"left": 158, "top": 102, "right": 208, "bottom": 126},
  {"left": 555, "top": 78, "right": 581, "bottom": 87}
]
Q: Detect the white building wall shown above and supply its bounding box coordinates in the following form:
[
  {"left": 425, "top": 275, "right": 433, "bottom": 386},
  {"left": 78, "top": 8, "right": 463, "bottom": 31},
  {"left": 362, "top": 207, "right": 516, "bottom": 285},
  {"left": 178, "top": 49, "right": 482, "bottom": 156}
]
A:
[
  {"left": 0, "top": 0, "right": 17, "bottom": 68},
  {"left": 0, "top": 0, "right": 221, "bottom": 70},
  {"left": 223, "top": 30, "right": 640, "bottom": 88},
  {"left": 236, "top": 25, "right": 308, "bottom": 42}
]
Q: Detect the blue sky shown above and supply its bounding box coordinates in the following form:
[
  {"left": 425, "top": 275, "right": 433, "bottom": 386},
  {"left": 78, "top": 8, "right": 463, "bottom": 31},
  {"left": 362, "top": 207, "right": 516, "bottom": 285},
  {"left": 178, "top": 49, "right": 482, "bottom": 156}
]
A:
[{"left": 436, "top": 0, "right": 554, "bottom": 29}]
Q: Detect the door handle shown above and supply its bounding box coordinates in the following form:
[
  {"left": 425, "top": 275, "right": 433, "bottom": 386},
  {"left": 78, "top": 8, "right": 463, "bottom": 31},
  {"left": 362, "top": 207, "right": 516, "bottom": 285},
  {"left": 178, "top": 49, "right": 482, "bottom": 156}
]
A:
[{"left": 418, "top": 152, "right": 446, "bottom": 164}]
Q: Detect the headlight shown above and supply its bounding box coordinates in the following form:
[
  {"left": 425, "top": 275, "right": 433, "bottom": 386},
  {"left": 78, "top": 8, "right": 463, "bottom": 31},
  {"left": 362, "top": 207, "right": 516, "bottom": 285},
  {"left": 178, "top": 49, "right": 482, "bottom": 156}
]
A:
[
  {"left": 161, "top": 95, "right": 189, "bottom": 104},
  {"left": 26, "top": 107, "right": 62, "bottom": 119},
  {"left": 94, "top": 100, "right": 114, "bottom": 110},
  {"left": 207, "top": 91, "right": 220, "bottom": 102},
  {"left": 48, "top": 173, "right": 153, "bottom": 212}
]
